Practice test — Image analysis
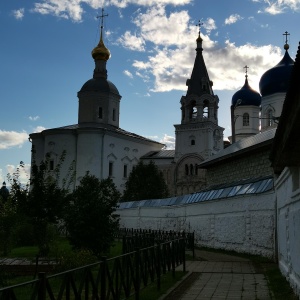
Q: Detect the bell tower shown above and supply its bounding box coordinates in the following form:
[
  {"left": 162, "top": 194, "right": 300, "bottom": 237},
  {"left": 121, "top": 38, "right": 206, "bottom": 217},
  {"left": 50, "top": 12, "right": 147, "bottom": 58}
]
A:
[{"left": 174, "top": 23, "right": 224, "bottom": 162}]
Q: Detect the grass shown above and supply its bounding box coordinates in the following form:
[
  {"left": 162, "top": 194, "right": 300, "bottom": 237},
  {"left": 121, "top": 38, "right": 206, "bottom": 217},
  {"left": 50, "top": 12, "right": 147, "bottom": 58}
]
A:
[{"left": 264, "top": 265, "right": 298, "bottom": 299}]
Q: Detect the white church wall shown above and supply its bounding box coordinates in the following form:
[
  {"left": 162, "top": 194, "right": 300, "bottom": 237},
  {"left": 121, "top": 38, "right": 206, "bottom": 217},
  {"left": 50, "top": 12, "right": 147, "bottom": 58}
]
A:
[
  {"left": 261, "top": 93, "right": 285, "bottom": 131},
  {"left": 118, "top": 191, "right": 275, "bottom": 258},
  {"left": 42, "top": 133, "right": 77, "bottom": 189},
  {"left": 276, "top": 167, "right": 300, "bottom": 297}
]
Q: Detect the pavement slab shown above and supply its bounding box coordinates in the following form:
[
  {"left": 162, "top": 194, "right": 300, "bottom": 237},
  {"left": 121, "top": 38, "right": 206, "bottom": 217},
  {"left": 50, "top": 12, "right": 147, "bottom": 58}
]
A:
[{"left": 161, "top": 250, "right": 273, "bottom": 300}]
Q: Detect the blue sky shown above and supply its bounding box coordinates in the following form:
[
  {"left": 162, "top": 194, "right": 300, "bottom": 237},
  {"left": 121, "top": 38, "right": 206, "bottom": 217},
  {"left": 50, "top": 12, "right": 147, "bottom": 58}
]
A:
[{"left": 0, "top": 0, "right": 299, "bottom": 184}]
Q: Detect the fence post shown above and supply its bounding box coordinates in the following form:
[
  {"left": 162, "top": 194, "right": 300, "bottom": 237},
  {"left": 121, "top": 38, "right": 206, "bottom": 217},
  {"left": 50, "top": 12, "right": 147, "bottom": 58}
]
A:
[
  {"left": 182, "top": 239, "right": 186, "bottom": 272},
  {"left": 101, "top": 256, "right": 107, "bottom": 300},
  {"left": 171, "top": 241, "right": 175, "bottom": 278},
  {"left": 135, "top": 248, "right": 140, "bottom": 300},
  {"left": 192, "top": 232, "right": 195, "bottom": 259},
  {"left": 157, "top": 243, "right": 161, "bottom": 290},
  {"left": 38, "top": 272, "right": 46, "bottom": 300}
]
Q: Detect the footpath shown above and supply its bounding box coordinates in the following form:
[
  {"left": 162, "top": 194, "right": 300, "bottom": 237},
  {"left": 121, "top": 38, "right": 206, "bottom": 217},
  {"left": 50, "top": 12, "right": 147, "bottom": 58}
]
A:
[{"left": 161, "top": 249, "right": 273, "bottom": 300}]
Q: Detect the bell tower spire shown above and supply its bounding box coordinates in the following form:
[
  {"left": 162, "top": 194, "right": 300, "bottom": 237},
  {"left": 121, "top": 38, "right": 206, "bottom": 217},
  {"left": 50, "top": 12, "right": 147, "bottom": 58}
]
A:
[{"left": 174, "top": 20, "right": 224, "bottom": 162}]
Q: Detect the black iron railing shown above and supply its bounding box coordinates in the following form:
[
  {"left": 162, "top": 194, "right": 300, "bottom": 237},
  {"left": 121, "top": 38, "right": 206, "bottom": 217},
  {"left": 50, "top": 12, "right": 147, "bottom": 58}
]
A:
[
  {"left": 119, "top": 228, "right": 194, "bottom": 258},
  {"left": 0, "top": 239, "right": 185, "bottom": 300}
]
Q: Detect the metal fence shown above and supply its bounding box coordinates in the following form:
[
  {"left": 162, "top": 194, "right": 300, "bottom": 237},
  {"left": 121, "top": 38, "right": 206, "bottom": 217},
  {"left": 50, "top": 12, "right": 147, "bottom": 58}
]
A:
[
  {"left": 0, "top": 239, "right": 186, "bottom": 300},
  {"left": 118, "top": 228, "right": 194, "bottom": 258}
]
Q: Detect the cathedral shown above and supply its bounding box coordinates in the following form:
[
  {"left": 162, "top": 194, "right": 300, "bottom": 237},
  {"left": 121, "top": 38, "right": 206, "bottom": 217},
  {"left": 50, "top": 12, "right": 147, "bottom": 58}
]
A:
[{"left": 29, "top": 17, "right": 294, "bottom": 196}]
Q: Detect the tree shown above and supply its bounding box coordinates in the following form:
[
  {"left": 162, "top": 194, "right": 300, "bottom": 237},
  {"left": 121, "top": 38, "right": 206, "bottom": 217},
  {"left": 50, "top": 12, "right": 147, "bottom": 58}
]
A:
[
  {"left": 122, "top": 161, "right": 169, "bottom": 201},
  {"left": 65, "top": 174, "right": 120, "bottom": 258},
  {"left": 16, "top": 160, "right": 68, "bottom": 256}
]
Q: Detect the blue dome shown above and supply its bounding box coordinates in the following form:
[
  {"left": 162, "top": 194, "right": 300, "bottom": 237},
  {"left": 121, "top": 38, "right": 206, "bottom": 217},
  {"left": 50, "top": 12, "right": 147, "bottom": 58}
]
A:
[
  {"left": 259, "top": 50, "right": 294, "bottom": 97},
  {"left": 79, "top": 77, "right": 120, "bottom": 95},
  {"left": 232, "top": 78, "right": 261, "bottom": 107}
]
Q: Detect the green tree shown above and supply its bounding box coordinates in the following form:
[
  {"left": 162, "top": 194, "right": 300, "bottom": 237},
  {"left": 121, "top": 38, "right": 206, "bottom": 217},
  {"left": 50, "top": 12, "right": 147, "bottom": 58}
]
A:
[
  {"left": 65, "top": 174, "right": 120, "bottom": 258},
  {"left": 122, "top": 161, "right": 169, "bottom": 201},
  {"left": 0, "top": 198, "right": 18, "bottom": 255},
  {"left": 16, "top": 161, "right": 68, "bottom": 256}
]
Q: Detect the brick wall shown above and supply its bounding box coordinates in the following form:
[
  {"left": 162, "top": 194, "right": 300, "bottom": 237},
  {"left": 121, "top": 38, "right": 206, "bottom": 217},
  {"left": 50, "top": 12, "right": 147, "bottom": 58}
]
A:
[{"left": 205, "top": 149, "right": 273, "bottom": 187}]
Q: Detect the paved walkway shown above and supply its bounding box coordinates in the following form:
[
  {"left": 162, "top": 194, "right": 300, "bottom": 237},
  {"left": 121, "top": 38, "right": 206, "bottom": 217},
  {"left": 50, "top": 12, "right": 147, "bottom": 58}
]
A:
[{"left": 161, "top": 250, "right": 273, "bottom": 300}]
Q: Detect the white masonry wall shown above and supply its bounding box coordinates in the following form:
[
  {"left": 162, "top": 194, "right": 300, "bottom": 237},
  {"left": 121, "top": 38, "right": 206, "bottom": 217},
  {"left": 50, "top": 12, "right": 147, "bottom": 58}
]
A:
[
  {"left": 275, "top": 167, "right": 300, "bottom": 297},
  {"left": 118, "top": 191, "right": 276, "bottom": 259}
]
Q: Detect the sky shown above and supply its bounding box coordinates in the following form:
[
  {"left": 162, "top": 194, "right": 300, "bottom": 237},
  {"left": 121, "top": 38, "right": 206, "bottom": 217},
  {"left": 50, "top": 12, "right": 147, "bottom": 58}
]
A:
[{"left": 0, "top": 0, "right": 299, "bottom": 184}]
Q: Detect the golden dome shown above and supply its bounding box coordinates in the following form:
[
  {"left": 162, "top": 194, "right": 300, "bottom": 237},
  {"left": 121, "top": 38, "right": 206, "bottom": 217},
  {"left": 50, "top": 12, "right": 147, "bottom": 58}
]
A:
[
  {"left": 196, "top": 33, "right": 203, "bottom": 43},
  {"left": 91, "top": 35, "right": 110, "bottom": 61}
]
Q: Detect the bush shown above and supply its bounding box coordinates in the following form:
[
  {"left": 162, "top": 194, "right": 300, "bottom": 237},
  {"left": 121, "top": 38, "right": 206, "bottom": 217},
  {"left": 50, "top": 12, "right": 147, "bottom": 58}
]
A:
[
  {"left": 65, "top": 174, "right": 120, "bottom": 258},
  {"left": 55, "top": 249, "right": 98, "bottom": 272}
]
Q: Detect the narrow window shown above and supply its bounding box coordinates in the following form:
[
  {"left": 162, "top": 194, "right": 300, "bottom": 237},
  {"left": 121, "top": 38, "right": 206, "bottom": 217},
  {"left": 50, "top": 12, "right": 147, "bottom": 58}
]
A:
[
  {"left": 98, "top": 107, "right": 103, "bottom": 119},
  {"left": 191, "top": 139, "right": 195, "bottom": 146},
  {"left": 185, "top": 164, "right": 189, "bottom": 175},
  {"left": 203, "top": 103, "right": 209, "bottom": 118},
  {"left": 190, "top": 164, "right": 194, "bottom": 175},
  {"left": 113, "top": 109, "right": 116, "bottom": 121},
  {"left": 109, "top": 162, "right": 113, "bottom": 177},
  {"left": 267, "top": 110, "right": 273, "bottom": 127},
  {"left": 243, "top": 113, "right": 249, "bottom": 126},
  {"left": 49, "top": 160, "right": 54, "bottom": 171},
  {"left": 123, "top": 164, "right": 128, "bottom": 178}
]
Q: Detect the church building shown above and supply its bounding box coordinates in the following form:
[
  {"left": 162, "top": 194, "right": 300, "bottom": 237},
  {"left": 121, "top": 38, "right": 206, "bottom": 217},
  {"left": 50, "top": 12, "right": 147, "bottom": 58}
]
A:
[
  {"left": 29, "top": 11, "right": 295, "bottom": 198},
  {"left": 29, "top": 14, "right": 164, "bottom": 193}
]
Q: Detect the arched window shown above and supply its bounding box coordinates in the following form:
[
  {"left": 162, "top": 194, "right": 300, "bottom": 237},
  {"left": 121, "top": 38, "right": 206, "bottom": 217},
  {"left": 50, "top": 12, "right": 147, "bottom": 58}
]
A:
[
  {"left": 191, "top": 139, "right": 195, "bottom": 146},
  {"left": 243, "top": 113, "right": 249, "bottom": 126},
  {"left": 203, "top": 100, "right": 209, "bottom": 118},
  {"left": 192, "top": 107, "right": 197, "bottom": 119},
  {"left": 185, "top": 164, "right": 189, "bottom": 175}
]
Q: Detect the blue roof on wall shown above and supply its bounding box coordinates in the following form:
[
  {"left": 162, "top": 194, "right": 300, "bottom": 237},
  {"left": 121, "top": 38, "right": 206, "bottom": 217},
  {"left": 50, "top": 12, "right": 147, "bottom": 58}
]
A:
[{"left": 118, "top": 176, "right": 274, "bottom": 209}]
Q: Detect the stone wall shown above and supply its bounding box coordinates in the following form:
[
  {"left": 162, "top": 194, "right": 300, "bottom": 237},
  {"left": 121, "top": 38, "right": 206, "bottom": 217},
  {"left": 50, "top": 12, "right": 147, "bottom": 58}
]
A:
[
  {"left": 276, "top": 167, "right": 300, "bottom": 297},
  {"left": 205, "top": 149, "right": 273, "bottom": 187},
  {"left": 118, "top": 191, "right": 276, "bottom": 259}
]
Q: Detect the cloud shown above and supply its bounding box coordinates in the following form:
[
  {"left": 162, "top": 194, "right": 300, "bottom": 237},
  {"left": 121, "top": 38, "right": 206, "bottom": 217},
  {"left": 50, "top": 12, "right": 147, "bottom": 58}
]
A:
[
  {"left": 160, "top": 134, "right": 175, "bottom": 149},
  {"left": 29, "top": 116, "right": 40, "bottom": 121},
  {"left": 131, "top": 5, "right": 190, "bottom": 46},
  {"left": 118, "top": 31, "right": 145, "bottom": 51},
  {"left": 0, "top": 130, "right": 28, "bottom": 150},
  {"left": 12, "top": 8, "right": 25, "bottom": 20},
  {"left": 202, "top": 18, "right": 217, "bottom": 35},
  {"left": 124, "top": 70, "right": 133, "bottom": 78},
  {"left": 5, "top": 163, "right": 31, "bottom": 185},
  {"left": 257, "top": 0, "right": 300, "bottom": 14},
  {"left": 224, "top": 14, "right": 243, "bottom": 25},
  {"left": 32, "top": 0, "right": 85, "bottom": 22},
  {"left": 32, "top": 126, "right": 46, "bottom": 133},
  {"left": 125, "top": 6, "right": 282, "bottom": 93},
  {"left": 31, "top": 0, "right": 192, "bottom": 22}
]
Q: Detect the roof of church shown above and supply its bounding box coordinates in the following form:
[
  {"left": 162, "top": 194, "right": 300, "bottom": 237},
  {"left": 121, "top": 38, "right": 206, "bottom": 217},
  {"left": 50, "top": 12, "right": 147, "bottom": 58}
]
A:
[
  {"left": 79, "top": 78, "right": 120, "bottom": 95},
  {"left": 270, "top": 41, "right": 300, "bottom": 173},
  {"left": 186, "top": 33, "right": 214, "bottom": 97},
  {"left": 232, "top": 77, "right": 261, "bottom": 107},
  {"left": 118, "top": 175, "right": 273, "bottom": 209},
  {"left": 29, "top": 123, "right": 164, "bottom": 146},
  {"left": 141, "top": 150, "right": 175, "bottom": 159},
  {"left": 259, "top": 46, "right": 294, "bottom": 97},
  {"left": 200, "top": 128, "right": 276, "bottom": 168}
]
